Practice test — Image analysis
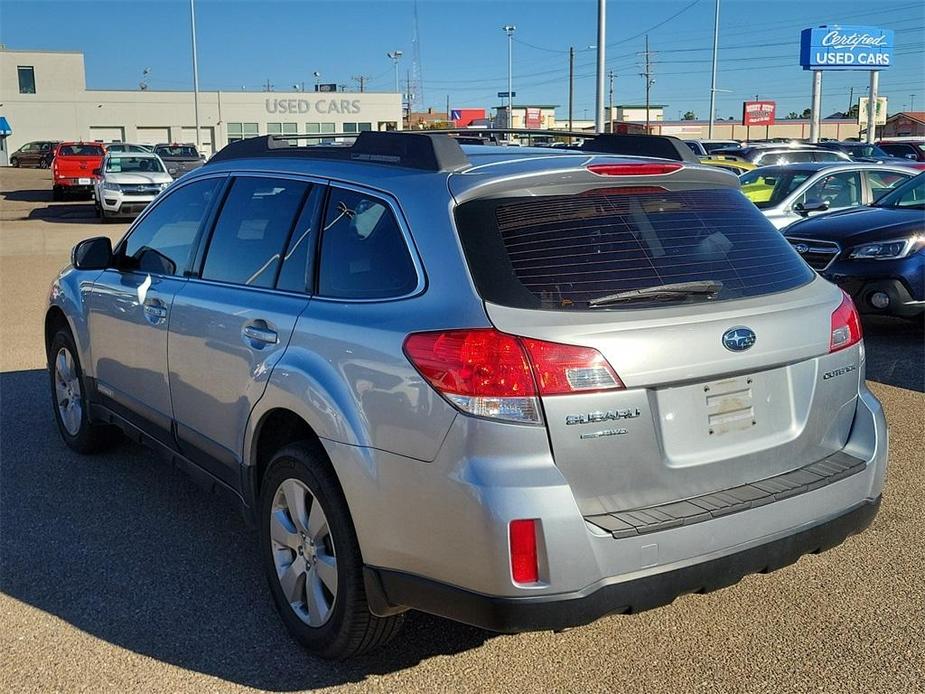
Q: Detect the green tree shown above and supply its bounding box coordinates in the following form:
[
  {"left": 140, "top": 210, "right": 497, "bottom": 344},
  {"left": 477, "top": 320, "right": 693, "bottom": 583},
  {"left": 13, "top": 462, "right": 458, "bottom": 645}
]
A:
[
  {"left": 786, "top": 112, "right": 800, "bottom": 119},
  {"left": 682, "top": 110, "right": 696, "bottom": 120},
  {"left": 801, "top": 108, "right": 812, "bottom": 118}
]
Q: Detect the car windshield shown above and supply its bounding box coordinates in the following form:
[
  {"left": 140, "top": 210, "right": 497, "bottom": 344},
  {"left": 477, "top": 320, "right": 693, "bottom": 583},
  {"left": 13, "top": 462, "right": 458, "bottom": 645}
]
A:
[
  {"left": 702, "top": 142, "right": 737, "bottom": 153},
  {"left": 844, "top": 144, "right": 889, "bottom": 158},
  {"left": 739, "top": 168, "right": 814, "bottom": 208},
  {"left": 871, "top": 174, "right": 925, "bottom": 209},
  {"left": 155, "top": 146, "right": 199, "bottom": 158},
  {"left": 58, "top": 144, "right": 104, "bottom": 156},
  {"left": 105, "top": 156, "right": 165, "bottom": 174}
]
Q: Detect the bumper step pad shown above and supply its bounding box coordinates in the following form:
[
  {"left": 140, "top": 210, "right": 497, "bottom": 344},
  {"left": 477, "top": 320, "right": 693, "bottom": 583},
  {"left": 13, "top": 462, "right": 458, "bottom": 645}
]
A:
[{"left": 586, "top": 451, "right": 867, "bottom": 538}]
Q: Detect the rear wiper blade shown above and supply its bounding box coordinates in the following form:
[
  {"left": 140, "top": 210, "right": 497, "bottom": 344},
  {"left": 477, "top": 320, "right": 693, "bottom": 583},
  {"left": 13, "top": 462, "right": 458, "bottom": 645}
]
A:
[{"left": 588, "top": 280, "right": 724, "bottom": 307}]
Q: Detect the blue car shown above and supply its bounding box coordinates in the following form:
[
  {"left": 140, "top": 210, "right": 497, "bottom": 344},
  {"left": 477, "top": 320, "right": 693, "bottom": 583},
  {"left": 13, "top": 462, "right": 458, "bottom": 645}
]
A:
[{"left": 784, "top": 173, "right": 925, "bottom": 320}]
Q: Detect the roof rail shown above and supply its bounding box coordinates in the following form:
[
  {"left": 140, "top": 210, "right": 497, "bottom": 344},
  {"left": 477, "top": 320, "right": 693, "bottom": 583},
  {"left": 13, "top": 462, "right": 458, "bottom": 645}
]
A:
[{"left": 207, "top": 131, "right": 470, "bottom": 172}]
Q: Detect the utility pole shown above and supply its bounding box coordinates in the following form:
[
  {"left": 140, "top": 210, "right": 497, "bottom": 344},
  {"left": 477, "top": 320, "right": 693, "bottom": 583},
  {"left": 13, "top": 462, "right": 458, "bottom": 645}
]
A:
[
  {"left": 640, "top": 35, "right": 654, "bottom": 132},
  {"left": 708, "top": 0, "right": 720, "bottom": 138},
  {"left": 911, "top": 94, "right": 916, "bottom": 112},
  {"left": 595, "top": 0, "right": 607, "bottom": 133},
  {"left": 352, "top": 75, "right": 368, "bottom": 93},
  {"left": 446, "top": 94, "right": 450, "bottom": 124},
  {"left": 608, "top": 70, "right": 615, "bottom": 133},
  {"left": 405, "top": 70, "right": 412, "bottom": 128},
  {"left": 568, "top": 46, "right": 575, "bottom": 133},
  {"left": 386, "top": 51, "right": 402, "bottom": 93},
  {"left": 502, "top": 25, "right": 516, "bottom": 129},
  {"left": 866, "top": 70, "right": 878, "bottom": 144},
  {"left": 847, "top": 86, "right": 854, "bottom": 117},
  {"left": 189, "top": 0, "right": 202, "bottom": 154}
]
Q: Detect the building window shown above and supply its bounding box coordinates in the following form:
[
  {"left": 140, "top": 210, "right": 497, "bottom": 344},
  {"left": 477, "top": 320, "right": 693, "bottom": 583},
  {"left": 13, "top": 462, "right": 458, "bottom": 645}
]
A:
[
  {"left": 305, "top": 122, "right": 321, "bottom": 134},
  {"left": 267, "top": 123, "right": 282, "bottom": 134},
  {"left": 227, "top": 122, "right": 259, "bottom": 144},
  {"left": 343, "top": 123, "right": 358, "bottom": 134},
  {"left": 358, "top": 122, "right": 373, "bottom": 132},
  {"left": 18, "top": 66, "right": 36, "bottom": 94}
]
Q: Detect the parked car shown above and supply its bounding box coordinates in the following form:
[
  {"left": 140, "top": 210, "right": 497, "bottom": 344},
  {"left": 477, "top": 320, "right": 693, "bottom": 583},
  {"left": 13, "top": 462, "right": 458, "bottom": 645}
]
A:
[
  {"left": 93, "top": 151, "right": 172, "bottom": 220},
  {"left": 785, "top": 173, "right": 924, "bottom": 320},
  {"left": 698, "top": 157, "right": 756, "bottom": 175},
  {"left": 816, "top": 141, "right": 925, "bottom": 169},
  {"left": 51, "top": 142, "right": 105, "bottom": 200},
  {"left": 738, "top": 162, "right": 917, "bottom": 229},
  {"left": 683, "top": 139, "right": 740, "bottom": 156},
  {"left": 104, "top": 142, "right": 153, "bottom": 154},
  {"left": 876, "top": 139, "right": 925, "bottom": 164},
  {"left": 9, "top": 140, "right": 59, "bottom": 168},
  {"left": 714, "top": 145, "right": 851, "bottom": 166},
  {"left": 153, "top": 143, "right": 205, "bottom": 178},
  {"left": 46, "top": 131, "right": 886, "bottom": 659}
]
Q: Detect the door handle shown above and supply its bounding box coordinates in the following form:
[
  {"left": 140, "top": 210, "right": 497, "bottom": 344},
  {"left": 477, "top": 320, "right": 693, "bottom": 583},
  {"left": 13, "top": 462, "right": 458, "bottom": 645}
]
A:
[
  {"left": 143, "top": 298, "right": 168, "bottom": 320},
  {"left": 243, "top": 324, "right": 278, "bottom": 345}
]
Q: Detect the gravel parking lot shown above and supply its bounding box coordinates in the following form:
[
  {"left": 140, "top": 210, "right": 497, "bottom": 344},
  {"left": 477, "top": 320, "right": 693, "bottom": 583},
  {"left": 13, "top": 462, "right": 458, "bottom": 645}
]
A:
[{"left": 1, "top": 167, "right": 923, "bottom": 694}]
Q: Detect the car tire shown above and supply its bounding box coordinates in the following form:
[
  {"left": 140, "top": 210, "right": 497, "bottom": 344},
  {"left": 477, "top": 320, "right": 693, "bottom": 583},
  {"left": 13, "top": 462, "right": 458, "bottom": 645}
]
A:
[
  {"left": 52, "top": 186, "right": 63, "bottom": 202},
  {"left": 10, "top": 158, "right": 19, "bottom": 168},
  {"left": 258, "top": 442, "right": 404, "bottom": 659},
  {"left": 47, "top": 328, "right": 120, "bottom": 454}
]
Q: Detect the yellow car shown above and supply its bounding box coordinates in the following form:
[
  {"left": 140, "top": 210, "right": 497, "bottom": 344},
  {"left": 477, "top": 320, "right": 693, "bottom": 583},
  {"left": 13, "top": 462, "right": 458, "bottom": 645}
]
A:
[{"left": 698, "top": 157, "right": 757, "bottom": 176}]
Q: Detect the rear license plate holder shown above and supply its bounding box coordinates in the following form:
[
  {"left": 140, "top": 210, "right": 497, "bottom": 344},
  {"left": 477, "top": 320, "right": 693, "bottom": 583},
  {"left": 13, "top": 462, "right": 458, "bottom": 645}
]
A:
[
  {"left": 704, "top": 374, "right": 756, "bottom": 436},
  {"left": 78, "top": 177, "right": 91, "bottom": 185}
]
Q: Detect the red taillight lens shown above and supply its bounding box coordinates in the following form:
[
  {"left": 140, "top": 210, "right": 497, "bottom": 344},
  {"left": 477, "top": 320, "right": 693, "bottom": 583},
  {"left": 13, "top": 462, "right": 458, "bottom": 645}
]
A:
[
  {"left": 509, "top": 519, "right": 539, "bottom": 584},
  {"left": 403, "top": 329, "right": 624, "bottom": 423},
  {"left": 521, "top": 337, "right": 624, "bottom": 394},
  {"left": 830, "top": 290, "right": 863, "bottom": 352},
  {"left": 587, "top": 162, "right": 682, "bottom": 176}
]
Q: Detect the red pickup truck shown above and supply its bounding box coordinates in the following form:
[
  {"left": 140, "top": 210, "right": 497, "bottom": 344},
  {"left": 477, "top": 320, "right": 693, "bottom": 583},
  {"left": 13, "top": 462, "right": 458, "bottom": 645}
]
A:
[{"left": 52, "top": 142, "right": 105, "bottom": 200}]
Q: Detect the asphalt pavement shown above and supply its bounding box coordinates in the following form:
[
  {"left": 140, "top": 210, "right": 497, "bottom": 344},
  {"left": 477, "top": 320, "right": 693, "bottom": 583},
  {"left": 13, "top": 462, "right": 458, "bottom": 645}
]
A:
[{"left": 1, "top": 168, "right": 923, "bottom": 693}]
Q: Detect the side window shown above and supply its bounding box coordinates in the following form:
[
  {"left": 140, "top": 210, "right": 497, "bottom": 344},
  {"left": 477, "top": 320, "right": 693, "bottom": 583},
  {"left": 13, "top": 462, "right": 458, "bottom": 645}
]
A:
[
  {"left": 276, "top": 186, "right": 324, "bottom": 293},
  {"left": 867, "top": 171, "right": 912, "bottom": 200},
  {"left": 317, "top": 188, "right": 418, "bottom": 299},
  {"left": 201, "top": 177, "right": 309, "bottom": 288},
  {"left": 801, "top": 172, "right": 862, "bottom": 208},
  {"left": 812, "top": 151, "right": 844, "bottom": 162},
  {"left": 121, "top": 178, "right": 221, "bottom": 276}
]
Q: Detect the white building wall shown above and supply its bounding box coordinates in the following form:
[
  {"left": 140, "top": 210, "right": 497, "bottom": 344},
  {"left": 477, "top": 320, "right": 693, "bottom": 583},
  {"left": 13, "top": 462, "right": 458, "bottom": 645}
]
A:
[{"left": 1, "top": 49, "right": 402, "bottom": 156}]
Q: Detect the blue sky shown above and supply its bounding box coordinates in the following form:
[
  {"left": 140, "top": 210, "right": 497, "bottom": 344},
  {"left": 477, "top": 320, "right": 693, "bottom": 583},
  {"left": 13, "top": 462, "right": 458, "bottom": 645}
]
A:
[{"left": 2, "top": 0, "right": 923, "bottom": 119}]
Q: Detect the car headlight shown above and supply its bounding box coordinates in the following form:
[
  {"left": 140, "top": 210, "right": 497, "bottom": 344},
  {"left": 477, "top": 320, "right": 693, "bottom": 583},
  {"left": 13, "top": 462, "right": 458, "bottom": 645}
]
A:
[
  {"left": 848, "top": 235, "right": 924, "bottom": 260},
  {"left": 159, "top": 182, "right": 170, "bottom": 190},
  {"left": 102, "top": 181, "right": 121, "bottom": 192}
]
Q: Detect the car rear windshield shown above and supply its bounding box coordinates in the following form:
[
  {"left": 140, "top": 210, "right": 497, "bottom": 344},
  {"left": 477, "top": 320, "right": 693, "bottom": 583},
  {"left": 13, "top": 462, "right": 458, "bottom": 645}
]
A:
[
  {"left": 155, "top": 146, "right": 199, "bottom": 158},
  {"left": 454, "top": 187, "right": 814, "bottom": 311},
  {"left": 58, "top": 145, "right": 104, "bottom": 157}
]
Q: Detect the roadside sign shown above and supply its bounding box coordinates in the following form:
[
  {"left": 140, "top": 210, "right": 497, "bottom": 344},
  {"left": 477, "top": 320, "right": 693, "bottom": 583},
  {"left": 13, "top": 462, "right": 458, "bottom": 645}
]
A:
[
  {"left": 315, "top": 83, "right": 338, "bottom": 92},
  {"left": 742, "top": 101, "right": 777, "bottom": 126},
  {"left": 497, "top": 91, "right": 516, "bottom": 98},
  {"left": 800, "top": 25, "right": 894, "bottom": 70},
  {"left": 858, "top": 97, "right": 888, "bottom": 126},
  {"left": 525, "top": 107, "right": 542, "bottom": 128}
]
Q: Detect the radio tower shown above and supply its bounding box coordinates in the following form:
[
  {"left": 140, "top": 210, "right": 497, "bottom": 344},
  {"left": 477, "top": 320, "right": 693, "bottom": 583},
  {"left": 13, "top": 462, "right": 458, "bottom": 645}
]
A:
[{"left": 410, "top": 0, "right": 424, "bottom": 112}]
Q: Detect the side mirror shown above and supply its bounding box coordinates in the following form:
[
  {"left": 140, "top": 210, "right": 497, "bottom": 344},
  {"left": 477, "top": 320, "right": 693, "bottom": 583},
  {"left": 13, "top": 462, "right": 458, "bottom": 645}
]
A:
[
  {"left": 795, "top": 198, "right": 830, "bottom": 215},
  {"left": 72, "top": 236, "right": 113, "bottom": 270},
  {"left": 92, "top": 168, "right": 102, "bottom": 176},
  {"left": 906, "top": 154, "right": 918, "bottom": 160}
]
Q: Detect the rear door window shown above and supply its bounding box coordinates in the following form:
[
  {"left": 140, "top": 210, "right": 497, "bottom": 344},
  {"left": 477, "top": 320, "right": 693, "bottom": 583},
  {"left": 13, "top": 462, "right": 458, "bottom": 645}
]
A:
[
  {"left": 799, "top": 171, "right": 862, "bottom": 209},
  {"left": 201, "top": 176, "right": 309, "bottom": 288},
  {"left": 867, "top": 170, "right": 913, "bottom": 199},
  {"left": 454, "top": 187, "right": 814, "bottom": 311}
]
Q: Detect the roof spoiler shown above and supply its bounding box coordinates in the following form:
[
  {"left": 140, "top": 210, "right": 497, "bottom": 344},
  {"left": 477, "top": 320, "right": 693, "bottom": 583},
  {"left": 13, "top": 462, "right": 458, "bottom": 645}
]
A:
[{"left": 579, "top": 134, "right": 700, "bottom": 163}]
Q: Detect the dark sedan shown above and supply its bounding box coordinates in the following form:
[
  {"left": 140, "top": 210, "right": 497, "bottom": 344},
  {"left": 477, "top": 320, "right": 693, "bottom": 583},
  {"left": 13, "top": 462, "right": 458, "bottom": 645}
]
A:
[{"left": 784, "top": 173, "right": 925, "bottom": 319}]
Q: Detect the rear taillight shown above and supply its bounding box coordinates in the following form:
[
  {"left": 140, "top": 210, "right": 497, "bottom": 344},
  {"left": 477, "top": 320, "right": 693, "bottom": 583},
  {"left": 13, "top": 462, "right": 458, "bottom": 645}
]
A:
[
  {"left": 830, "top": 290, "right": 862, "bottom": 352},
  {"left": 587, "top": 162, "right": 682, "bottom": 176},
  {"left": 509, "top": 519, "right": 539, "bottom": 584},
  {"left": 403, "top": 328, "right": 624, "bottom": 424}
]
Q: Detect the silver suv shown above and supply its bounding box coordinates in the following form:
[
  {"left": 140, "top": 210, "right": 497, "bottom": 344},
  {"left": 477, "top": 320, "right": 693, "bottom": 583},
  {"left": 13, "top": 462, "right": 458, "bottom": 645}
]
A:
[{"left": 46, "top": 131, "right": 888, "bottom": 659}]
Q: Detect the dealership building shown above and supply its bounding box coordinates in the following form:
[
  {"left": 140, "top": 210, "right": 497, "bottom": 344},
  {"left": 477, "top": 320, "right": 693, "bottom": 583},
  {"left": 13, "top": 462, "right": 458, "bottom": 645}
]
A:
[{"left": 0, "top": 48, "right": 403, "bottom": 164}]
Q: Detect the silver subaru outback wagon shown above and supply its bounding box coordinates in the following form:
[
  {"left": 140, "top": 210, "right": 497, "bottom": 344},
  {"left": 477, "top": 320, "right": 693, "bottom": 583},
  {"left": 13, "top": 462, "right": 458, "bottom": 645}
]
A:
[{"left": 46, "top": 131, "right": 888, "bottom": 659}]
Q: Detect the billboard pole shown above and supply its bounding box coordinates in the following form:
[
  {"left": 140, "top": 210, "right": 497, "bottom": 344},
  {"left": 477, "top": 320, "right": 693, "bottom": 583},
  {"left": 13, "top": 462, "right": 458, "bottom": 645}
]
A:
[
  {"left": 809, "top": 70, "right": 822, "bottom": 143},
  {"left": 708, "top": 0, "right": 720, "bottom": 139},
  {"left": 866, "top": 70, "right": 879, "bottom": 144}
]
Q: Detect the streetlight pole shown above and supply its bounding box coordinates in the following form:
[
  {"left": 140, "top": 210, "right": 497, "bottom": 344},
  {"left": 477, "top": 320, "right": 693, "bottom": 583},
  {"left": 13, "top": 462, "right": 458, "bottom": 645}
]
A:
[
  {"left": 313, "top": 71, "right": 321, "bottom": 91},
  {"left": 708, "top": 0, "right": 720, "bottom": 138},
  {"left": 608, "top": 69, "right": 614, "bottom": 133},
  {"left": 189, "top": 0, "right": 202, "bottom": 154},
  {"left": 568, "top": 46, "right": 575, "bottom": 133},
  {"left": 502, "top": 25, "right": 515, "bottom": 129},
  {"left": 387, "top": 51, "right": 403, "bottom": 94},
  {"left": 595, "top": 0, "right": 606, "bottom": 133}
]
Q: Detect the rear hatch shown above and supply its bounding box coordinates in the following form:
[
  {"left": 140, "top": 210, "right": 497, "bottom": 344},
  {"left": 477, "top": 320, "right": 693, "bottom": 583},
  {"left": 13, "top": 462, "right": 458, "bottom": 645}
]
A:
[{"left": 450, "top": 160, "right": 861, "bottom": 516}]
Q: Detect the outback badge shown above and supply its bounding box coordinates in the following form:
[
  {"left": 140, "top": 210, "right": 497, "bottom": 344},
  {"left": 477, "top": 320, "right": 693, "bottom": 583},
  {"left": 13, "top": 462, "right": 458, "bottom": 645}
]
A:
[{"left": 722, "top": 326, "right": 756, "bottom": 352}]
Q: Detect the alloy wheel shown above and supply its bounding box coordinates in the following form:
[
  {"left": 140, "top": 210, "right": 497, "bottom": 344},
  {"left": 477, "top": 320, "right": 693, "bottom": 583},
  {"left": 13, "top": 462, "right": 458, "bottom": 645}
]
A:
[
  {"left": 270, "top": 478, "right": 338, "bottom": 627},
  {"left": 54, "top": 347, "right": 82, "bottom": 436}
]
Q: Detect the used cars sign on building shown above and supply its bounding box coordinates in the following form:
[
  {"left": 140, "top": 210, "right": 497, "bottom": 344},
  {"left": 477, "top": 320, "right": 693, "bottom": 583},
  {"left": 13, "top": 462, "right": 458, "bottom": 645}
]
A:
[{"left": 800, "top": 25, "right": 894, "bottom": 70}]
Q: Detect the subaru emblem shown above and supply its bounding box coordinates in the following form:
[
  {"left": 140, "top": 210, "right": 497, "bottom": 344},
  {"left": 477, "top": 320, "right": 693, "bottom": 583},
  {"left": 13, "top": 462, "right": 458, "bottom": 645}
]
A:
[
  {"left": 722, "top": 327, "right": 756, "bottom": 352},
  {"left": 794, "top": 243, "right": 809, "bottom": 254}
]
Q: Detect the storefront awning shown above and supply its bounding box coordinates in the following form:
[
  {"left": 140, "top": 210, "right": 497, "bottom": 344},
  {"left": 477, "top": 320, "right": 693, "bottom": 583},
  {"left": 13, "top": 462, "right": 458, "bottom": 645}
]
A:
[{"left": 0, "top": 117, "right": 11, "bottom": 136}]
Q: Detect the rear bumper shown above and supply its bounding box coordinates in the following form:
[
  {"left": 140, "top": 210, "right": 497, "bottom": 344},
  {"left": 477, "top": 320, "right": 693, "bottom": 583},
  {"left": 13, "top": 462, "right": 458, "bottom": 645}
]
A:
[{"left": 368, "top": 496, "right": 880, "bottom": 632}]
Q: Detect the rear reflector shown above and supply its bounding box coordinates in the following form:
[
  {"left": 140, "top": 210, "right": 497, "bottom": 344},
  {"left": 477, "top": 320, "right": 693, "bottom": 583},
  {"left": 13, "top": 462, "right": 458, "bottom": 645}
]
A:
[
  {"left": 587, "top": 162, "right": 682, "bottom": 176},
  {"left": 830, "top": 290, "right": 862, "bottom": 352},
  {"left": 509, "top": 519, "right": 539, "bottom": 584},
  {"left": 403, "top": 329, "right": 624, "bottom": 423}
]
